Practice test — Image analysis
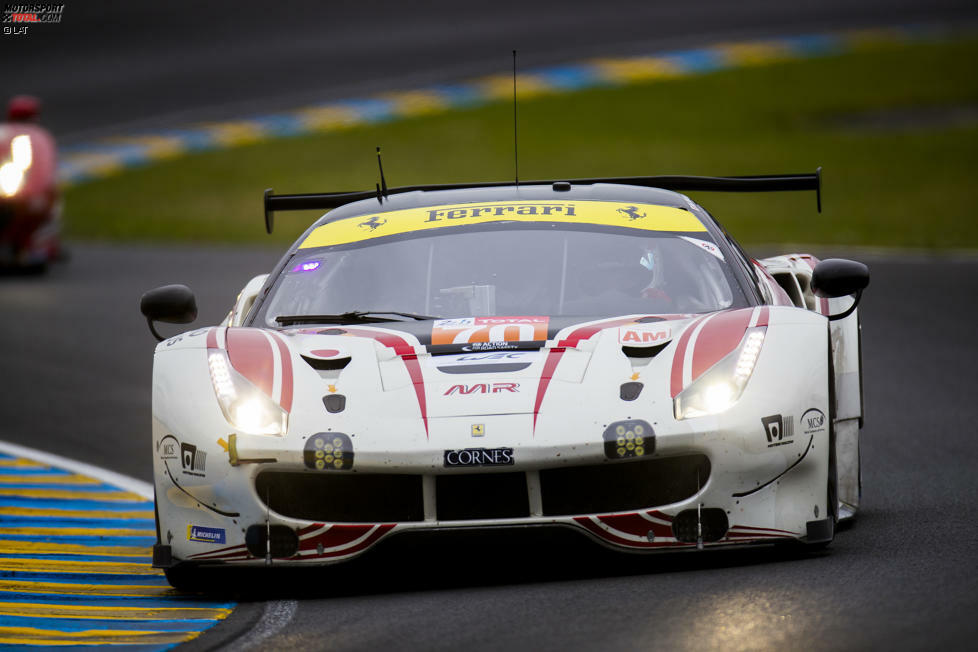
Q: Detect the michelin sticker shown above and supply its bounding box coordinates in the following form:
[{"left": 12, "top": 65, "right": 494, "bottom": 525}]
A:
[{"left": 188, "top": 525, "right": 226, "bottom": 544}]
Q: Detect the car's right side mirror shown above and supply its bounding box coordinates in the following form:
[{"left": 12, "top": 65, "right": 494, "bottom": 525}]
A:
[
  {"left": 811, "top": 258, "right": 869, "bottom": 321},
  {"left": 140, "top": 284, "right": 198, "bottom": 341}
]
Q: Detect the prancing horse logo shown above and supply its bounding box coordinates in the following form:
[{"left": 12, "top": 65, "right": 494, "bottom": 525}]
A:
[
  {"left": 617, "top": 206, "right": 646, "bottom": 221},
  {"left": 359, "top": 215, "right": 387, "bottom": 230}
]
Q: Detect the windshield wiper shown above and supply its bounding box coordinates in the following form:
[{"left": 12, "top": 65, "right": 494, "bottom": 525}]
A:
[{"left": 275, "top": 311, "right": 441, "bottom": 325}]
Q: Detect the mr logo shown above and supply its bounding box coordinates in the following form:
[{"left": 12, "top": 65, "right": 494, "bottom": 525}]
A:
[
  {"left": 359, "top": 215, "right": 387, "bottom": 230},
  {"left": 761, "top": 414, "right": 794, "bottom": 448},
  {"left": 444, "top": 383, "right": 519, "bottom": 396},
  {"left": 181, "top": 443, "right": 206, "bottom": 477},
  {"left": 617, "top": 206, "right": 646, "bottom": 221}
]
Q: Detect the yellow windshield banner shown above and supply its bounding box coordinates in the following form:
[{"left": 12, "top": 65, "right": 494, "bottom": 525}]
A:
[{"left": 298, "top": 200, "right": 706, "bottom": 249}]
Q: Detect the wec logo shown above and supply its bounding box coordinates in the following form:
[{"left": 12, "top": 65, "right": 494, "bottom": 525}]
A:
[{"left": 444, "top": 383, "right": 519, "bottom": 395}]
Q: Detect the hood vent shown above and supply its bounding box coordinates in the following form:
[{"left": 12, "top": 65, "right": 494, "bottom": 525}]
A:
[
  {"left": 622, "top": 342, "right": 669, "bottom": 359},
  {"left": 301, "top": 355, "right": 351, "bottom": 371}
]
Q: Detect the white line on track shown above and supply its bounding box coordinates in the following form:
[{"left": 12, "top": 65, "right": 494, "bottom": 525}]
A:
[
  {"left": 230, "top": 600, "right": 298, "bottom": 651},
  {"left": 0, "top": 440, "right": 153, "bottom": 499}
]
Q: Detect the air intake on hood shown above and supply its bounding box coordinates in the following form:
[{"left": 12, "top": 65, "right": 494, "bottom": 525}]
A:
[
  {"left": 301, "top": 355, "right": 351, "bottom": 371},
  {"left": 622, "top": 342, "right": 669, "bottom": 359}
]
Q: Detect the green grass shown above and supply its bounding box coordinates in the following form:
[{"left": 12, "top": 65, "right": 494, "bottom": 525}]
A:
[{"left": 64, "top": 36, "right": 978, "bottom": 249}]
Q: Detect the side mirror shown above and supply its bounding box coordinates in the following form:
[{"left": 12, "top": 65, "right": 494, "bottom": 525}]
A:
[
  {"left": 140, "top": 284, "right": 197, "bottom": 341},
  {"left": 811, "top": 259, "right": 869, "bottom": 321}
]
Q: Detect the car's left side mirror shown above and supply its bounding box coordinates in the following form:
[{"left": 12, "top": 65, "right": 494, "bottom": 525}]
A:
[
  {"left": 140, "top": 284, "right": 198, "bottom": 341},
  {"left": 811, "top": 258, "right": 869, "bottom": 321}
]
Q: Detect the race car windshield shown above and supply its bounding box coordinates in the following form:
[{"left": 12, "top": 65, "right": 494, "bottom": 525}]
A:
[{"left": 259, "top": 225, "right": 747, "bottom": 325}]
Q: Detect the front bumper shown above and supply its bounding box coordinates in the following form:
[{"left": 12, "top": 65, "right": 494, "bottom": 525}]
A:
[
  {"left": 152, "top": 314, "right": 831, "bottom": 568},
  {"left": 153, "top": 405, "right": 830, "bottom": 568}
]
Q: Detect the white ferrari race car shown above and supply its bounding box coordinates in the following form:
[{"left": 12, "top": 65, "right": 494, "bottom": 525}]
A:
[{"left": 141, "top": 171, "right": 868, "bottom": 588}]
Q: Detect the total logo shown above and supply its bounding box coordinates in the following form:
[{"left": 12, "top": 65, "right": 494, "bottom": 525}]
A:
[{"left": 444, "top": 383, "right": 519, "bottom": 395}]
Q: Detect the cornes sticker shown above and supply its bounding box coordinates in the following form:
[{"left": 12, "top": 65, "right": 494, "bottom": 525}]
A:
[{"left": 444, "top": 447, "right": 514, "bottom": 467}]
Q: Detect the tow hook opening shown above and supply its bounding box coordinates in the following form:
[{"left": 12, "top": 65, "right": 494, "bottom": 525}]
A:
[
  {"left": 672, "top": 508, "right": 729, "bottom": 543},
  {"left": 245, "top": 524, "right": 299, "bottom": 559}
]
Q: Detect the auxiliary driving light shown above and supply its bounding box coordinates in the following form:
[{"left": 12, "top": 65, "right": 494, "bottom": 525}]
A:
[
  {"left": 304, "top": 432, "right": 354, "bottom": 470},
  {"left": 603, "top": 419, "right": 654, "bottom": 460}
]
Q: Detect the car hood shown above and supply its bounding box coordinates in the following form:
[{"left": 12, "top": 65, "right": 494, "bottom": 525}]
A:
[{"left": 159, "top": 307, "right": 789, "bottom": 435}]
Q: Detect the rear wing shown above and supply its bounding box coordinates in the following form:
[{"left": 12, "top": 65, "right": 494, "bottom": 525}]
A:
[{"left": 262, "top": 168, "right": 821, "bottom": 234}]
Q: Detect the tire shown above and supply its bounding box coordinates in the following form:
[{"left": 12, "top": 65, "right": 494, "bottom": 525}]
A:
[{"left": 164, "top": 564, "right": 205, "bottom": 592}]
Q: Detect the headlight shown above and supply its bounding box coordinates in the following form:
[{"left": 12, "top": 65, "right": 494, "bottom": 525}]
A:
[
  {"left": 0, "top": 135, "right": 32, "bottom": 198},
  {"left": 674, "top": 327, "right": 765, "bottom": 420},
  {"left": 207, "top": 350, "right": 288, "bottom": 436},
  {"left": 11, "top": 135, "right": 32, "bottom": 169},
  {"left": 0, "top": 162, "right": 24, "bottom": 197}
]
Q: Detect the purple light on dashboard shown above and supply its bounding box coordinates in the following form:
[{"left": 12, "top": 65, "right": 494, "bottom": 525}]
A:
[{"left": 291, "top": 261, "right": 321, "bottom": 273}]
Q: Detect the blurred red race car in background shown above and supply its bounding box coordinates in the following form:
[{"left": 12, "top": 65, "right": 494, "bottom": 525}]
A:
[{"left": 0, "top": 95, "right": 62, "bottom": 271}]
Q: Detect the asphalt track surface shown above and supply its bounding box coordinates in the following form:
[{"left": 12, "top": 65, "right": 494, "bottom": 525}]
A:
[
  {"left": 3, "top": 0, "right": 977, "bottom": 143},
  {"left": 3, "top": 1, "right": 978, "bottom": 650},
  {"left": 2, "top": 246, "right": 977, "bottom": 650}
]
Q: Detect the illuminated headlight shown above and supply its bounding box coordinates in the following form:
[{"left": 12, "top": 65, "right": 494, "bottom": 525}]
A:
[
  {"left": 207, "top": 351, "right": 288, "bottom": 436},
  {"left": 0, "top": 162, "right": 24, "bottom": 197},
  {"left": 674, "top": 327, "right": 766, "bottom": 420},
  {"left": 0, "top": 135, "right": 32, "bottom": 198},
  {"left": 11, "top": 135, "right": 32, "bottom": 169}
]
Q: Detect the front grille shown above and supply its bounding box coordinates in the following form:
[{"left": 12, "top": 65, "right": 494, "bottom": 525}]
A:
[
  {"left": 539, "top": 454, "right": 710, "bottom": 516},
  {"left": 256, "top": 454, "right": 708, "bottom": 524},
  {"left": 436, "top": 472, "right": 529, "bottom": 521},
  {"left": 256, "top": 471, "right": 424, "bottom": 523}
]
